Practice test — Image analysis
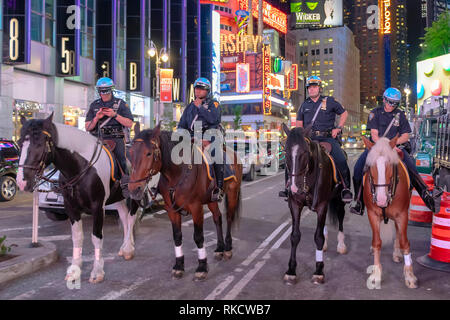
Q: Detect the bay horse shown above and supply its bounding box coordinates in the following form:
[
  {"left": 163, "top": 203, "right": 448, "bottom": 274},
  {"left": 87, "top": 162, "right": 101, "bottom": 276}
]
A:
[
  {"left": 128, "top": 124, "right": 243, "bottom": 281},
  {"left": 282, "top": 124, "right": 347, "bottom": 285},
  {"left": 16, "top": 114, "right": 139, "bottom": 284},
  {"left": 362, "top": 136, "right": 418, "bottom": 289}
]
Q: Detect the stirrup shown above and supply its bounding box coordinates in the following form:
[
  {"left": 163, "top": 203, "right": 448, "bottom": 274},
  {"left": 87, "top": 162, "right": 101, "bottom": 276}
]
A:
[
  {"left": 350, "top": 201, "right": 364, "bottom": 216},
  {"left": 211, "top": 188, "right": 223, "bottom": 202},
  {"left": 279, "top": 189, "right": 288, "bottom": 198},
  {"left": 341, "top": 188, "right": 353, "bottom": 203}
]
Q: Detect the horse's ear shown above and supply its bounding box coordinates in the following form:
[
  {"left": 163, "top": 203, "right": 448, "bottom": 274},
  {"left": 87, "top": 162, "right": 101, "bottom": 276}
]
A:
[
  {"left": 389, "top": 134, "right": 399, "bottom": 149},
  {"left": 362, "top": 136, "right": 374, "bottom": 150},
  {"left": 43, "top": 112, "right": 54, "bottom": 129},
  {"left": 153, "top": 121, "right": 161, "bottom": 137},
  {"left": 303, "top": 125, "right": 312, "bottom": 138},
  {"left": 20, "top": 115, "right": 27, "bottom": 126},
  {"left": 134, "top": 121, "right": 141, "bottom": 136},
  {"left": 281, "top": 123, "right": 290, "bottom": 136},
  {"left": 46, "top": 112, "right": 54, "bottom": 122}
]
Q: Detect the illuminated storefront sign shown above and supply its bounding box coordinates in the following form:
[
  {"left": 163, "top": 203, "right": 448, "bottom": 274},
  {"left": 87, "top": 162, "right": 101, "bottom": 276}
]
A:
[
  {"left": 382, "top": 0, "right": 391, "bottom": 34},
  {"left": 236, "top": 63, "right": 250, "bottom": 93},
  {"left": 263, "top": 45, "right": 272, "bottom": 115},
  {"left": 266, "top": 73, "right": 284, "bottom": 91},
  {"left": 221, "top": 34, "right": 262, "bottom": 54},
  {"left": 160, "top": 69, "right": 173, "bottom": 103},
  {"left": 239, "top": 0, "right": 287, "bottom": 34},
  {"left": 287, "top": 64, "right": 298, "bottom": 90}
]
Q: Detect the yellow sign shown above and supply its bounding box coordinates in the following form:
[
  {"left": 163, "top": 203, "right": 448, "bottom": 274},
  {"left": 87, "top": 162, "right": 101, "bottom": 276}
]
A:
[
  {"left": 382, "top": 0, "right": 391, "bottom": 34},
  {"left": 220, "top": 34, "right": 262, "bottom": 54}
]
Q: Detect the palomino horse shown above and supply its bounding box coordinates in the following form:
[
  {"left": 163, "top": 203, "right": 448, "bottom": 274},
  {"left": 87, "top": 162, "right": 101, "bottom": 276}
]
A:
[
  {"left": 16, "top": 114, "right": 139, "bottom": 283},
  {"left": 362, "top": 135, "right": 418, "bottom": 289},
  {"left": 282, "top": 124, "right": 347, "bottom": 285},
  {"left": 128, "top": 124, "right": 243, "bottom": 281}
]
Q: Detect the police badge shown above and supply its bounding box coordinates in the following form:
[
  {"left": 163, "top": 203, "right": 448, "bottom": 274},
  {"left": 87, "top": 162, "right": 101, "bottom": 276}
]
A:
[{"left": 393, "top": 113, "right": 400, "bottom": 126}]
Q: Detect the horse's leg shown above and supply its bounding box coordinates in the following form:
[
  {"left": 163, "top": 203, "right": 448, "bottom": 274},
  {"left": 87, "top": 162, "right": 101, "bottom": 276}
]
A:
[
  {"left": 367, "top": 210, "right": 382, "bottom": 287},
  {"left": 191, "top": 203, "right": 208, "bottom": 281},
  {"left": 283, "top": 201, "right": 303, "bottom": 285},
  {"left": 169, "top": 209, "right": 184, "bottom": 279},
  {"left": 123, "top": 199, "right": 138, "bottom": 260},
  {"left": 396, "top": 214, "right": 418, "bottom": 288},
  {"left": 208, "top": 202, "right": 225, "bottom": 261},
  {"left": 224, "top": 187, "right": 239, "bottom": 260},
  {"left": 336, "top": 199, "right": 347, "bottom": 254},
  {"left": 323, "top": 225, "right": 328, "bottom": 251},
  {"left": 116, "top": 200, "right": 132, "bottom": 258},
  {"left": 89, "top": 206, "right": 105, "bottom": 284},
  {"left": 65, "top": 217, "right": 83, "bottom": 282},
  {"left": 392, "top": 221, "right": 403, "bottom": 263},
  {"left": 312, "top": 204, "right": 327, "bottom": 284}
]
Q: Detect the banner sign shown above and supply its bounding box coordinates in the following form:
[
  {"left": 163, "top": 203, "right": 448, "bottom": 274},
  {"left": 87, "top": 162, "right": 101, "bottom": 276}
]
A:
[
  {"left": 290, "top": 0, "right": 343, "bottom": 29},
  {"left": 160, "top": 68, "right": 174, "bottom": 103},
  {"left": 56, "top": 0, "right": 80, "bottom": 76},
  {"left": 263, "top": 45, "right": 272, "bottom": 115},
  {"left": 236, "top": 63, "right": 250, "bottom": 93},
  {"left": 287, "top": 64, "right": 298, "bottom": 90}
]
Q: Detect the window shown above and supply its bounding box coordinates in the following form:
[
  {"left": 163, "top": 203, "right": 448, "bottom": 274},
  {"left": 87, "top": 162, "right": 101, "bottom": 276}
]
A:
[
  {"left": 80, "top": 0, "right": 95, "bottom": 59},
  {"left": 116, "top": 0, "right": 126, "bottom": 68},
  {"left": 328, "top": 38, "right": 333, "bottom": 43},
  {"left": 311, "top": 50, "right": 315, "bottom": 56},
  {"left": 31, "top": 0, "right": 55, "bottom": 46},
  {"left": 329, "top": 48, "right": 333, "bottom": 54},
  {"left": 315, "top": 49, "right": 319, "bottom": 55},
  {"left": 324, "top": 48, "right": 328, "bottom": 54}
]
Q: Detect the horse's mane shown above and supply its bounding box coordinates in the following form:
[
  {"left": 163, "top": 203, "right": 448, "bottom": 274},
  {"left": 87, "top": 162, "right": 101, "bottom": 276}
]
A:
[
  {"left": 135, "top": 129, "right": 177, "bottom": 165},
  {"left": 53, "top": 122, "right": 98, "bottom": 153},
  {"left": 366, "top": 137, "right": 399, "bottom": 166},
  {"left": 286, "top": 127, "right": 309, "bottom": 152}
]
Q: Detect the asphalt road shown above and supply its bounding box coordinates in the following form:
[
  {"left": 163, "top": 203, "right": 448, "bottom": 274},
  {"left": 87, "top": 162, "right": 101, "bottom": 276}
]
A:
[{"left": 0, "top": 149, "right": 449, "bottom": 300}]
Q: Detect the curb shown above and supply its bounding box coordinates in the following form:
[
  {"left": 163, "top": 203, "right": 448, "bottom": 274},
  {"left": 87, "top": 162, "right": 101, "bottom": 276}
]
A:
[{"left": 0, "top": 238, "right": 58, "bottom": 285}]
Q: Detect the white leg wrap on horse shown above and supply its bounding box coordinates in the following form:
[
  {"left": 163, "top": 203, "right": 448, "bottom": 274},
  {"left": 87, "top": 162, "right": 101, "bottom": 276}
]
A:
[
  {"left": 71, "top": 220, "right": 84, "bottom": 247},
  {"left": 316, "top": 250, "right": 323, "bottom": 262},
  {"left": 198, "top": 247, "right": 207, "bottom": 260},
  {"left": 91, "top": 234, "right": 103, "bottom": 249},
  {"left": 73, "top": 247, "right": 82, "bottom": 260},
  {"left": 95, "top": 248, "right": 101, "bottom": 261},
  {"left": 175, "top": 245, "right": 183, "bottom": 257},
  {"left": 323, "top": 226, "right": 328, "bottom": 236},
  {"left": 404, "top": 253, "right": 412, "bottom": 266}
]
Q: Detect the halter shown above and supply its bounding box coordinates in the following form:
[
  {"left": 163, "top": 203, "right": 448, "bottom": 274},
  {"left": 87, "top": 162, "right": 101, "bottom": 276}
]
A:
[
  {"left": 129, "top": 138, "right": 162, "bottom": 185},
  {"left": 18, "top": 130, "right": 55, "bottom": 187}
]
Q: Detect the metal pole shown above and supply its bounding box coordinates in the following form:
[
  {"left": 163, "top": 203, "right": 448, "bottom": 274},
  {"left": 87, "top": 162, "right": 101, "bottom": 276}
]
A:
[
  {"left": 156, "top": 57, "right": 161, "bottom": 125},
  {"left": 31, "top": 190, "right": 39, "bottom": 247},
  {"left": 248, "top": 0, "right": 253, "bottom": 35},
  {"left": 257, "top": 0, "right": 263, "bottom": 39}
]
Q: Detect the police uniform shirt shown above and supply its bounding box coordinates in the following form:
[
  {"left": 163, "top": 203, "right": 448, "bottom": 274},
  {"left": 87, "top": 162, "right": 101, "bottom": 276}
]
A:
[
  {"left": 296, "top": 95, "right": 345, "bottom": 132},
  {"left": 178, "top": 99, "right": 221, "bottom": 133},
  {"left": 85, "top": 98, "right": 133, "bottom": 131},
  {"left": 367, "top": 106, "right": 411, "bottom": 140}
]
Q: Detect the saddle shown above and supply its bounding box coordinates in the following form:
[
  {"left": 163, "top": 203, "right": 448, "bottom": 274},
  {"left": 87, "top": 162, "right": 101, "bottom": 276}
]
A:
[
  {"left": 197, "top": 144, "right": 237, "bottom": 183},
  {"left": 103, "top": 139, "right": 116, "bottom": 152}
]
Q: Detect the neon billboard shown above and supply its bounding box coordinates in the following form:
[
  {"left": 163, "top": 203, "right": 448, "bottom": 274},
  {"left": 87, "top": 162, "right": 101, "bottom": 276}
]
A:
[{"left": 239, "top": 0, "right": 287, "bottom": 34}]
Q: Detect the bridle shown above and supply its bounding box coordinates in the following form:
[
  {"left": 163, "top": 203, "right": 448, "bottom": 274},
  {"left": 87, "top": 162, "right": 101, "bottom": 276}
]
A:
[
  {"left": 286, "top": 138, "right": 312, "bottom": 194},
  {"left": 18, "top": 130, "right": 55, "bottom": 187},
  {"left": 367, "top": 163, "right": 398, "bottom": 206},
  {"left": 129, "top": 138, "right": 162, "bottom": 185}
]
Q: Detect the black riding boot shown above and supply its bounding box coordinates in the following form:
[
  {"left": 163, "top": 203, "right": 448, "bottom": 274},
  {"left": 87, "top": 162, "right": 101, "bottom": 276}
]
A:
[
  {"left": 410, "top": 170, "right": 442, "bottom": 213},
  {"left": 279, "top": 168, "right": 289, "bottom": 198},
  {"left": 211, "top": 163, "right": 224, "bottom": 202},
  {"left": 339, "top": 169, "right": 353, "bottom": 203},
  {"left": 350, "top": 177, "right": 365, "bottom": 215}
]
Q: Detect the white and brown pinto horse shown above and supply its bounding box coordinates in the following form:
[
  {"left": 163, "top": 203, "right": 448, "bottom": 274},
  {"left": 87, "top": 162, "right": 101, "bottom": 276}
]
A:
[
  {"left": 362, "top": 136, "right": 418, "bottom": 289},
  {"left": 16, "top": 114, "right": 138, "bottom": 284}
]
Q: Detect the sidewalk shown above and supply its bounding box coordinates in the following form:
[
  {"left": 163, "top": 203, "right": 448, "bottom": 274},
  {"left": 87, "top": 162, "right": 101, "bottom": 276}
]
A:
[{"left": 0, "top": 238, "right": 58, "bottom": 285}]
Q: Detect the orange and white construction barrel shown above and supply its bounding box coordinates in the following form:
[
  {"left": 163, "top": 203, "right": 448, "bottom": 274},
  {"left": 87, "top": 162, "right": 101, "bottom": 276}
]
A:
[{"left": 408, "top": 174, "right": 434, "bottom": 227}]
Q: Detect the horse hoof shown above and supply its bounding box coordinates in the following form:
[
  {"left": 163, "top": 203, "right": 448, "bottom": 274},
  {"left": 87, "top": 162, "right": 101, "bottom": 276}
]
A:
[
  {"left": 194, "top": 272, "right": 208, "bottom": 281},
  {"left": 405, "top": 278, "right": 418, "bottom": 289},
  {"left": 311, "top": 275, "right": 325, "bottom": 285},
  {"left": 283, "top": 274, "right": 297, "bottom": 285},
  {"left": 89, "top": 275, "right": 104, "bottom": 284},
  {"left": 118, "top": 250, "right": 123, "bottom": 257},
  {"left": 172, "top": 269, "right": 184, "bottom": 279},
  {"left": 393, "top": 255, "right": 403, "bottom": 263},
  {"left": 123, "top": 251, "right": 135, "bottom": 260},
  {"left": 322, "top": 243, "right": 328, "bottom": 252},
  {"left": 337, "top": 244, "right": 348, "bottom": 255},
  {"left": 214, "top": 252, "right": 224, "bottom": 261},
  {"left": 223, "top": 251, "right": 232, "bottom": 260}
]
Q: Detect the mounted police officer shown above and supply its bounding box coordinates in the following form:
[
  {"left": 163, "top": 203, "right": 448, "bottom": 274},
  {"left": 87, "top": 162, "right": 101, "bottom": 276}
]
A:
[
  {"left": 177, "top": 77, "right": 223, "bottom": 202},
  {"left": 85, "top": 77, "right": 134, "bottom": 197},
  {"left": 350, "top": 87, "right": 442, "bottom": 215},
  {"left": 279, "top": 75, "right": 353, "bottom": 202}
]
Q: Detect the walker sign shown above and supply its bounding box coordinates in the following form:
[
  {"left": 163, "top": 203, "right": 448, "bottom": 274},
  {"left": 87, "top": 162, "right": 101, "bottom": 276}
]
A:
[{"left": 290, "top": 0, "right": 343, "bottom": 29}]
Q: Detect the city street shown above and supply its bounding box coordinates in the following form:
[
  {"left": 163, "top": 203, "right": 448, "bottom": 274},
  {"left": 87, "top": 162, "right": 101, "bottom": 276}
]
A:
[{"left": 0, "top": 150, "right": 449, "bottom": 300}]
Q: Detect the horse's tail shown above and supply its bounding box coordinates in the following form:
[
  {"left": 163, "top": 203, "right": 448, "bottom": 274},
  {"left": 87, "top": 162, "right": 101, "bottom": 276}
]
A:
[
  {"left": 226, "top": 187, "right": 242, "bottom": 231},
  {"left": 328, "top": 184, "right": 344, "bottom": 227}
]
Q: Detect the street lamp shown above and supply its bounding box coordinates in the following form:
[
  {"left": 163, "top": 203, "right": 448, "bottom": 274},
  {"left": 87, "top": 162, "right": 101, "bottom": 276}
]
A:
[
  {"left": 404, "top": 84, "right": 411, "bottom": 120},
  {"left": 148, "top": 40, "right": 169, "bottom": 126}
]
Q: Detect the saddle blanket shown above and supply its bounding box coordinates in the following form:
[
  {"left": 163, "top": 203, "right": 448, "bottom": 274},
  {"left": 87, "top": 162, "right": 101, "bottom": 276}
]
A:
[
  {"left": 196, "top": 145, "right": 237, "bottom": 182},
  {"left": 102, "top": 145, "right": 119, "bottom": 182}
]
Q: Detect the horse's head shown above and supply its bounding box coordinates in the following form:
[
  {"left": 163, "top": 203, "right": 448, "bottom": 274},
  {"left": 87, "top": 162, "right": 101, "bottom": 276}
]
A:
[
  {"left": 16, "top": 113, "right": 57, "bottom": 192},
  {"left": 128, "top": 123, "right": 162, "bottom": 200},
  {"left": 282, "top": 123, "right": 311, "bottom": 194},
  {"left": 363, "top": 135, "right": 399, "bottom": 208}
]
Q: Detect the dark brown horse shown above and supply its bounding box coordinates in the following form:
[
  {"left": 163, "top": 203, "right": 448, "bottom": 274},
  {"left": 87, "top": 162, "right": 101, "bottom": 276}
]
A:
[
  {"left": 282, "top": 124, "right": 346, "bottom": 285},
  {"left": 362, "top": 136, "right": 418, "bottom": 289},
  {"left": 128, "top": 124, "right": 242, "bottom": 281}
]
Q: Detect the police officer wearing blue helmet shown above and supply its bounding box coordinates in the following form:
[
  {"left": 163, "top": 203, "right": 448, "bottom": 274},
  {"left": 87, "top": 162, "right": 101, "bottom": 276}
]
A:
[
  {"left": 85, "top": 77, "right": 134, "bottom": 196},
  {"left": 279, "top": 75, "right": 353, "bottom": 202},
  {"left": 177, "top": 77, "right": 223, "bottom": 202},
  {"left": 350, "top": 87, "right": 442, "bottom": 215}
]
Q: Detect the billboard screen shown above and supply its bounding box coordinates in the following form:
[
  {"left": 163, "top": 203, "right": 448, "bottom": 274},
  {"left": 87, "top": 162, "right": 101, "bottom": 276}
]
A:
[
  {"left": 416, "top": 53, "right": 450, "bottom": 105},
  {"left": 290, "top": 0, "right": 343, "bottom": 29}
]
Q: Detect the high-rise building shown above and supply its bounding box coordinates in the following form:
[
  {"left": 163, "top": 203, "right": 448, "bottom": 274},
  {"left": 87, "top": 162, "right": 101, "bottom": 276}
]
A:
[
  {"left": 292, "top": 25, "right": 361, "bottom": 134},
  {"left": 423, "top": 0, "right": 450, "bottom": 27}
]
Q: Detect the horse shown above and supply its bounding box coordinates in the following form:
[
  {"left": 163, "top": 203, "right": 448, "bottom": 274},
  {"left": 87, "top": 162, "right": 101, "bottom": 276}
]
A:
[
  {"left": 282, "top": 123, "right": 347, "bottom": 285},
  {"left": 16, "top": 114, "right": 139, "bottom": 284},
  {"left": 128, "top": 124, "right": 242, "bottom": 281},
  {"left": 362, "top": 135, "right": 418, "bottom": 289}
]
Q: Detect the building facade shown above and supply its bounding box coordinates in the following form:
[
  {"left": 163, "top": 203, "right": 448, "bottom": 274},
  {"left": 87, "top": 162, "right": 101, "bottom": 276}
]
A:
[{"left": 291, "top": 25, "right": 361, "bottom": 135}]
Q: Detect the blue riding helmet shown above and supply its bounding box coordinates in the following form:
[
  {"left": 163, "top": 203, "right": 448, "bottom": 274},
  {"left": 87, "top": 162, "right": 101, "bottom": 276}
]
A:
[
  {"left": 96, "top": 77, "right": 115, "bottom": 92},
  {"left": 383, "top": 87, "right": 401, "bottom": 106},
  {"left": 193, "top": 77, "right": 211, "bottom": 92},
  {"left": 306, "top": 75, "right": 322, "bottom": 88}
]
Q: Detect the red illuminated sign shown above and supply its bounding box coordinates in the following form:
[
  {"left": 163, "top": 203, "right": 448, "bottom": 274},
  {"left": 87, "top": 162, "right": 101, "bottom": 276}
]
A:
[
  {"left": 239, "top": 0, "right": 287, "bottom": 34},
  {"left": 263, "top": 45, "right": 272, "bottom": 115}
]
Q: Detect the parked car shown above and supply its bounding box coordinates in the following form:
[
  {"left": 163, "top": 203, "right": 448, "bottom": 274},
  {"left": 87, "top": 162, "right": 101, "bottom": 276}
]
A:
[
  {"left": 0, "top": 139, "right": 20, "bottom": 202},
  {"left": 38, "top": 167, "right": 161, "bottom": 221},
  {"left": 227, "top": 139, "right": 265, "bottom": 181},
  {"left": 344, "top": 136, "right": 364, "bottom": 149}
]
